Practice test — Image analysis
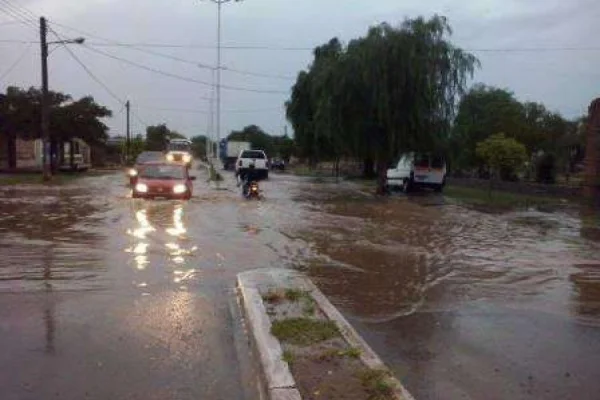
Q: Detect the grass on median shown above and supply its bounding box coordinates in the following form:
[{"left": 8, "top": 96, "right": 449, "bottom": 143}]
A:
[
  {"left": 271, "top": 318, "right": 340, "bottom": 346},
  {"left": 317, "top": 347, "right": 362, "bottom": 361},
  {"left": 444, "top": 185, "right": 567, "bottom": 210},
  {"left": 358, "top": 369, "right": 395, "bottom": 399},
  {"left": 282, "top": 350, "right": 295, "bottom": 365}
]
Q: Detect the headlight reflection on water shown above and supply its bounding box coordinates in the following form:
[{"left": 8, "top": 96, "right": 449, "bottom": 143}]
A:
[{"left": 166, "top": 206, "right": 186, "bottom": 237}]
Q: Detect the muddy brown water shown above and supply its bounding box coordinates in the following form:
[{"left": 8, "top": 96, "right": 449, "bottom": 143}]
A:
[{"left": 0, "top": 171, "right": 599, "bottom": 400}]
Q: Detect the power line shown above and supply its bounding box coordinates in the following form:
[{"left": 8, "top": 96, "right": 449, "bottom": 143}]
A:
[
  {"left": 2, "top": 0, "right": 36, "bottom": 19},
  {"left": 49, "top": 28, "right": 150, "bottom": 128},
  {"left": 52, "top": 32, "right": 125, "bottom": 105},
  {"left": 50, "top": 20, "right": 296, "bottom": 81},
  {"left": 79, "top": 43, "right": 289, "bottom": 94},
  {"left": 0, "top": 42, "right": 32, "bottom": 82},
  {"left": 90, "top": 42, "right": 315, "bottom": 51},
  {"left": 0, "top": 0, "right": 37, "bottom": 30},
  {"left": 0, "top": 19, "right": 22, "bottom": 27},
  {"left": 2, "top": 35, "right": 600, "bottom": 54},
  {"left": 0, "top": 39, "right": 35, "bottom": 44},
  {"left": 467, "top": 46, "right": 600, "bottom": 53},
  {"left": 135, "top": 105, "right": 282, "bottom": 114}
]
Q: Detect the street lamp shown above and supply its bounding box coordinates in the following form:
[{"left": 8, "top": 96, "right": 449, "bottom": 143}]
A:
[
  {"left": 39, "top": 16, "right": 85, "bottom": 181},
  {"left": 200, "top": 0, "right": 243, "bottom": 154}
]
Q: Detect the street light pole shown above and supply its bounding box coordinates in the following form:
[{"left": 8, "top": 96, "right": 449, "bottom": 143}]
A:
[
  {"left": 40, "top": 17, "right": 50, "bottom": 181},
  {"left": 126, "top": 100, "right": 131, "bottom": 164},
  {"left": 216, "top": 0, "right": 222, "bottom": 148},
  {"left": 39, "top": 16, "right": 85, "bottom": 181},
  {"left": 201, "top": 0, "right": 243, "bottom": 151}
]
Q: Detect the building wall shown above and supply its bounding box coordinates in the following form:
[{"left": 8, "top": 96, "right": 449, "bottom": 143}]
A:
[
  {"left": 0, "top": 136, "right": 8, "bottom": 169},
  {"left": 15, "top": 138, "right": 40, "bottom": 168}
]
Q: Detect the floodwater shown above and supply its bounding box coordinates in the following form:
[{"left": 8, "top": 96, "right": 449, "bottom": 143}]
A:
[{"left": 0, "top": 170, "right": 599, "bottom": 400}]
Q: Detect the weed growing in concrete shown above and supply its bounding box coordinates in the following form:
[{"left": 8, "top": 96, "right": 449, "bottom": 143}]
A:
[
  {"left": 262, "top": 289, "right": 285, "bottom": 303},
  {"left": 282, "top": 350, "right": 295, "bottom": 365},
  {"left": 358, "top": 369, "right": 394, "bottom": 399},
  {"left": 271, "top": 318, "right": 340, "bottom": 346},
  {"left": 284, "top": 288, "right": 304, "bottom": 302},
  {"left": 317, "top": 347, "right": 362, "bottom": 361}
]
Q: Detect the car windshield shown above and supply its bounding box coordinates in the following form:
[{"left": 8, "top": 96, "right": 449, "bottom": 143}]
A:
[
  {"left": 168, "top": 143, "right": 192, "bottom": 152},
  {"left": 136, "top": 152, "right": 164, "bottom": 163},
  {"left": 241, "top": 150, "right": 265, "bottom": 159},
  {"left": 139, "top": 165, "right": 185, "bottom": 179}
]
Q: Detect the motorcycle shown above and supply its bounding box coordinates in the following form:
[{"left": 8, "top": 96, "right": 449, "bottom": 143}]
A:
[{"left": 244, "top": 180, "right": 261, "bottom": 199}]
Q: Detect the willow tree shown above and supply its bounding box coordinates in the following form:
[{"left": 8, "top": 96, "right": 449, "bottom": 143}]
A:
[
  {"left": 352, "top": 16, "right": 478, "bottom": 192},
  {"left": 286, "top": 15, "right": 478, "bottom": 193}
]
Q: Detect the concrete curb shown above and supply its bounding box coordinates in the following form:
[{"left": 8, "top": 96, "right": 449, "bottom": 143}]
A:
[
  {"left": 237, "top": 268, "right": 415, "bottom": 400},
  {"left": 237, "top": 272, "right": 301, "bottom": 400}
]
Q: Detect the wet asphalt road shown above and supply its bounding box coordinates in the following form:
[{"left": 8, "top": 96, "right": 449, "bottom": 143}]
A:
[{"left": 1, "top": 168, "right": 600, "bottom": 400}]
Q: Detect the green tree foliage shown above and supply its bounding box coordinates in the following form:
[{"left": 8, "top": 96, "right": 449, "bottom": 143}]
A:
[
  {"left": 451, "top": 84, "right": 580, "bottom": 177},
  {"left": 286, "top": 16, "right": 478, "bottom": 193},
  {"left": 271, "top": 134, "right": 295, "bottom": 162},
  {"left": 191, "top": 135, "right": 209, "bottom": 159},
  {"left": 451, "top": 85, "right": 526, "bottom": 170},
  {"left": 226, "top": 125, "right": 295, "bottom": 160},
  {"left": 145, "top": 124, "right": 185, "bottom": 151},
  {"left": 127, "top": 134, "right": 145, "bottom": 161},
  {"left": 227, "top": 125, "right": 275, "bottom": 155},
  {"left": 476, "top": 133, "right": 527, "bottom": 181},
  {"left": 0, "top": 86, "right": 111, "bottom": 168}
]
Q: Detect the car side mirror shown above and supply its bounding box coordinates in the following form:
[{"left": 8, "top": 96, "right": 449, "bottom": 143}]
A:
[{"left": 190, "top": 176, "right": 197, "bottom": 181}]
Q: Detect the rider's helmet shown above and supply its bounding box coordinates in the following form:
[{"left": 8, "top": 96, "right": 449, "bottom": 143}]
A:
[{"left": 249, "top": 162, "right": 256, "bottom": 170}]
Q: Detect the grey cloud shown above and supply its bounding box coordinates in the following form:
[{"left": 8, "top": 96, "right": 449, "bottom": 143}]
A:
[{"left": 2, "top": 0, "right": 598, "bottom": 139}]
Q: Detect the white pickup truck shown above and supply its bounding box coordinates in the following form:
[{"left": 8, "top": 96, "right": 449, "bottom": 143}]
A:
[
  {"left": 236, "top": 149, "right": 269, "bottom": 179},
  {"left": 386, "top": 153, "right": 446, "bottom": 192}
]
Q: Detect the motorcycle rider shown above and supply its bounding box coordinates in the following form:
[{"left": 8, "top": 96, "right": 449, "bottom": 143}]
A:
[{"left": 236, "top": 162, "right": 261, "bottom": 196}]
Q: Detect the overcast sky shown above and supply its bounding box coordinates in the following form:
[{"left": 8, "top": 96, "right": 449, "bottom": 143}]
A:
[{"left": 0, "top": 0, "right": 598, "bottom": 140}]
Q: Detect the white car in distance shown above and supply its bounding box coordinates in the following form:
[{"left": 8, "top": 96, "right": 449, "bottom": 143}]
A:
[
  {"left": 235, "top": 149, "right": 269, "bottom": 179},
  {"left": 386, "top": 153, "right": 446, "bottom": 193}
]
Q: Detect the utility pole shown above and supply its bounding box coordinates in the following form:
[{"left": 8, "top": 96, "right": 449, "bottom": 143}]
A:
[
  {"left": 216, "top": 0, "right": 222, "bottom": 148},
  {"left": 39, "top": 17, "right": 85, "bottom": 180},
  {"left": 125, "top": 100, "right": 131, "bottom": 164},
  {"left": 201, "top": 0, "right": 243, "bottom": 153},
  {"left": 40, "top": 17, "right": 50, "bottom": 181}
]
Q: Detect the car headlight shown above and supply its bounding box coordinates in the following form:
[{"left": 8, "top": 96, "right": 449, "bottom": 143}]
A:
[
  {"left": 182, "top": 154, "right": 192, "bottom": 163},
  {"left": 166, "top": 153, "right": 174, "bottom": 162},
  {"left": 135, "top": 183, "right": 148, "bottom": 193},
  {"left": 128, "top": 168, "right": 138, "bottom": 177},
  {"left": 173, "top": 184, "right": 187, "bottom": 194}
]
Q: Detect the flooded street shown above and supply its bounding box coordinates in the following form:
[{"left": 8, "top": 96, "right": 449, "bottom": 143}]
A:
[{"left": 1, "top": 170, "right": 599, "bottom": 399}]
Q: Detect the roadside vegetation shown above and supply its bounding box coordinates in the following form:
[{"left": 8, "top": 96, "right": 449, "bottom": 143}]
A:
[
  {"left": 262, "top": 286, "right": 398, "bottom": 399},
  {"left": 444, "top": 185, "right": 567, "bottom": 210},
  {"left": 282, "top": 15, "right": 590, "bottom": 199},
  {"left": 0, "top": 171, "right": 110, "bottom": 186}
]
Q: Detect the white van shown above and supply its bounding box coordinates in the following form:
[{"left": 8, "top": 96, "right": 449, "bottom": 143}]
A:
[{"left": 386, "top": 153, "right": 446, "bottom": 192}]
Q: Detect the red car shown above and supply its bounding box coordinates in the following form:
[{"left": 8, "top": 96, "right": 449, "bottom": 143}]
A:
[
  {"left": 127, "top": 151, "right": 167, "bottom": 186},
  {"left": 132, "top": 163, "right": 195, "bottom": 200}
]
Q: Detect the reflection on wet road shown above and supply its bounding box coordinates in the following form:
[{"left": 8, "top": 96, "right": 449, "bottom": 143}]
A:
[
  {"left": 291, "top": 186, "right": 600, "bottom": 400},
  {"left": 1, "top": 171, "right": 599, "bottom": 399}
]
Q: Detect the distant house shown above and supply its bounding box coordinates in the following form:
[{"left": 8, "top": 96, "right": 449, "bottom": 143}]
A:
[{"left": 0, "top": 136, "right": 91, "bottom": 171}]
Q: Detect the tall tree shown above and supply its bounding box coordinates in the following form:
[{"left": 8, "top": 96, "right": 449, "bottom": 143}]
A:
[
  {"left": 0, "top": 86, "right": 111, "bottom": 170},
  {"left": 227, "top": 125, "right": 275, "bottom": 156},
  {"left": 145, "top": 124, "right": 185, "bottom": 151},
  {"left": 286, "top": 16, "right": 478, "bottom": 192}
]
